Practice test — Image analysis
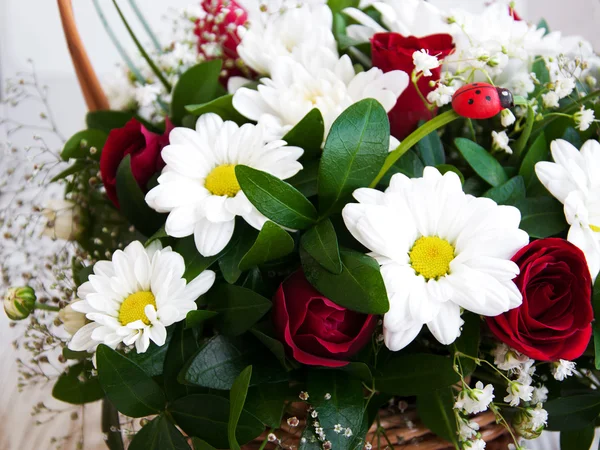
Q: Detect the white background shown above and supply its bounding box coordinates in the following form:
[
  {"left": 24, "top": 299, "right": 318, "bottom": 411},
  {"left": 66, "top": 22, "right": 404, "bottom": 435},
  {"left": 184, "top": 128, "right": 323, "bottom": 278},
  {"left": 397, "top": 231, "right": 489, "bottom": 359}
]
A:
[{"left": 1, "top": 1, "right": 600, "bottom": 449}]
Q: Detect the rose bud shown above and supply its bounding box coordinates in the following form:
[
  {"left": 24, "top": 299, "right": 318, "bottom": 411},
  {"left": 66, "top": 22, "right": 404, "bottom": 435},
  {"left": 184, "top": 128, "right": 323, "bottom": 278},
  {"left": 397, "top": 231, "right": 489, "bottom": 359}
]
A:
[
  {"left": 487, "top": 238, "right": 593, "bottom": 362},
  {"left": 100, "top": 118, "right": 172, "bottom": 208},
  {"left": 272, "top": 270, "right": 377, "bottom": 367},
  {"left": 3, "top": 286, "right": 36, "bottom": 321}
]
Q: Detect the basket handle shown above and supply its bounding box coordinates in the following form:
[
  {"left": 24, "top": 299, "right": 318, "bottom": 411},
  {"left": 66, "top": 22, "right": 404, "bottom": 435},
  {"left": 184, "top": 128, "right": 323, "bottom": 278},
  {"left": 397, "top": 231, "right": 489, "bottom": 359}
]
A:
[{"left": 57, "top": 0, "right": 109, "bottom": 111}]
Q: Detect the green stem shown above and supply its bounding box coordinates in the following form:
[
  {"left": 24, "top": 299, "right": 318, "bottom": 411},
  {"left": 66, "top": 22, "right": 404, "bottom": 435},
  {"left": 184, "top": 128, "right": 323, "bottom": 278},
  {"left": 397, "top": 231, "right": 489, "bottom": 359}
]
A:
[
  {"left": 257, "top": 428, "right": 274, "bottom": 450},
  {"left": 111, "top": 0, "right": 172, "bottom": 93},
  {"left": 127, "top": 0, "right": 162, "bottom": 51},
  {"left": 370, "top": 109, "right": 461, "bottom": 188},
  {"left": 513, "top": 95, "right": 528, "bottom": 107},
  {"left": 532, "top": 89, "right": 600, "bottom": 134},
  {"left": 510, "top": 104, "right": 534, "bottom": 163},
  {"left": 34, "top": 302, "right": 60, "bottom": 312}
]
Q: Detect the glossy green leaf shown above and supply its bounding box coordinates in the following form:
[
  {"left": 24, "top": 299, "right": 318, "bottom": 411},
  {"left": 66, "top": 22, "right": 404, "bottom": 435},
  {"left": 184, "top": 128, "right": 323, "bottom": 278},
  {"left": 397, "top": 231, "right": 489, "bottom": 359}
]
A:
[
  {"left": 339, "top": 361, "right": 373, "bottom": 384},
  {"left": 52, "top": 362, "right": 104, "bottom": 405},
  {"left": 229, "top": 366, "right": 253, "bottom": 450},
  {"left": 301, "top": 248, "right": 389, "bottom": 314},
  {"left": 181, "top": 335, "right": 287, "bottom": 390},
  {"left": 185, "top": 94, "right": 247, "bottom": 125},
  {"left": 102, "top": 399, "right": 125, "bottom": 450},
  {"left": 375, "top": 354, "right": 460, "bottom": 396},
  {"left": 170, "top": 60, "right": 226, "bottom": 124},
  {"left": 51, "top": 160, "right": 91, "bottom": 182},
  {"left": 519, "top": 133, "right": 548, "bottom": 191},
  {"left": 436, "top": 164, "right": 464, "bottom": 184},
  {"left": 250, "top": 324, "right": 289, "bottom": 369},
  {"left": 300, "top": 219, "right": 342, "bottom": 274},
  {"left": 288, "top": 160, "right": 319, "bottom": 198},
  {"left": 415, "top": 126, "right": 444, "bottom": 166},
  {"left": 318, "top": 99, "right": 390, "bottom": 214},
  {"left": 417, "top": 388, "right": 458, "bottom": 446},
  {"left": 327, "top": 0, "right": 359, "bottom": 15},
  {"left": 169, "top": 394, "right": 264, "bottom": 448},
  {"left": 560, "top": 427, "right": 595, "bottom": 450},
  {"left": 206, "top": 284, "right": 272, "bottom": 336},
  {"left": 516, "top": 197, "right": 568, "bottom": 238},
  {"left": 239, "top": 222, "right": 294, "bottom": 270},
  {"left": 127, "top": 331, "right": 172, "bottom": 377},
  {"left": 192, "top": 439, "right": 218, "bottom": 450},
  {"left": 533, "top": 58, "right": 550, "bottom": 86},
  {"left": 455, "top": 138, "right": 508, "bottom": 187},
  {"left": 96, "top": 344, "right": 166, "bottom": 417},
  {"left": 116, "top": 155, "right": 165, "bottom": 237},
  {"left": 61, "top": 129, "right": 107, "bottom": 161},
  {"left": 218, "top": 223, "right": 257, "bottom": 284},
  {"left": 562, "top": 126, "right": 583, "bottom": 149},
  {"left": 482, "top": 176, "right": 526, "bottom": 205},
  {"left": 164, "top": 324, "right": 201, "bottom": 401},
  {"left": 537, "top": 18, "right": 550, "bottom": 35},
  {"left": 453, "top": 312, "right": 480, "bottom": 377},
  {"left": 175, "top": 236, "right": 221, "bottom": 282},
  {"left": 86, "top": 110, "right": 135, "bottom": 134},
  {"left": 129, "top": 414, "right": 191, "bottom": 450},
  {"left": 245, "top": 382, "right": 289, "bottom": 429},
  {"left": 545, "top": 394, "right": 600, "bottom": 431},
  {"left": 185, "top": 310, "right": 218, "bottom": 330},
  {"left": 236, "top": 165, "right": 318, "bottom": 229},
  {"left": 396, "top": 149, "right": 425, "bottom": 178},
  {"left": 283, "top": 108, "right": 325, "bottom": 162}
]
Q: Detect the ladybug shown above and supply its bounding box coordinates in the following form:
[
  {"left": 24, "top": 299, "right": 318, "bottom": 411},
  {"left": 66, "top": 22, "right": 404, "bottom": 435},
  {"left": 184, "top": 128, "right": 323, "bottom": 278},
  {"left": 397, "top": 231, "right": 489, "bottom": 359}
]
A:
[{"left": 451, "top": 82, "right": 514, "bottom": 119}]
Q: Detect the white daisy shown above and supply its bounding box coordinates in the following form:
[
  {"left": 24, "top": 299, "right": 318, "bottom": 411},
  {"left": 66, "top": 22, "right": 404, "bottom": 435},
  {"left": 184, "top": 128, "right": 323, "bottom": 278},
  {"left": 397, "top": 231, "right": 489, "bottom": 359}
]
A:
[
  {"left": 535, "top": 139, "right": 600, "bottom": 280},
  {"left": 232, "top": 53, "right": 409, "bottom": 140},
  {"left": 68, "top": 241, "right": 215, "bottom": 354},
  {"left": 342, "top": 167, "right": 529, "bottom": 351},
  {"left": 145, "top": 113, "right": 303, "bottom": 256}
]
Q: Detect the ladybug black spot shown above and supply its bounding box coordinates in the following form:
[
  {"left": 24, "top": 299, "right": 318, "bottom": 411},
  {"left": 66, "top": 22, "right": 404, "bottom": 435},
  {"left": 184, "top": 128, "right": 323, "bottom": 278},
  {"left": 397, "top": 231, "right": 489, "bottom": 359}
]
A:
[
  {"left": 468, "top": 99, "right": 474, "bottom": 105},
  {"left": 486, "top": 95, "right": 492, "bottom": 101},
  {"left": 473, "top": 83, "right": 479, "bottom": 86},
  {"left": 475, "top": 90, "right": 481, "bottom": 95}
]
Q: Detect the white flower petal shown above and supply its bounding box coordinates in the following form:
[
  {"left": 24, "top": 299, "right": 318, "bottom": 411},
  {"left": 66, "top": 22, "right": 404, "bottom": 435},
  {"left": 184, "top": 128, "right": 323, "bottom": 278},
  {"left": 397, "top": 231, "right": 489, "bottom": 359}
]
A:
[
  {"left": 427, "top": 301, "right": 464, "bottom": 345},
  {"left": 194, "top": 218, "right": 235, "bottom": 256},
  {"left": 182, "top": 270, "right": 216, "bottom": 303}
]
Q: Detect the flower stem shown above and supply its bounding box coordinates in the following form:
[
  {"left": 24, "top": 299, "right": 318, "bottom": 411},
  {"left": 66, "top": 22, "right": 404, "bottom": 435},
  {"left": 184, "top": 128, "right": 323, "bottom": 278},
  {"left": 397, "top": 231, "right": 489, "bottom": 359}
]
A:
[
  {"left": 510, "top": 103, "right": 535, "bottom": 163},
  {"left": 127, "top": 0, "right": 162, "bottom": 52},
  {"left": 257, "top": 429, "right": 274, "bottom": 450},
  {"left": 34, "top": 302, "right": 60, "bottom": 312},
  {"left": 370, "top": 109, "right": 461, "bottom": 187}
]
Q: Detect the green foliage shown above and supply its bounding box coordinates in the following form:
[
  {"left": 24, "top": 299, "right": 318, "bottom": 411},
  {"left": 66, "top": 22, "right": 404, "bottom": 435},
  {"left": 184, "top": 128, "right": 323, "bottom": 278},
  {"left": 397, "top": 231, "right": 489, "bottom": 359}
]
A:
[
  {"left": 288, "top": 160, "right": 319, "bottom": 198},
  {"left": 417, "top": 388, "right": 458, "bottom": 446},
  {"left": 129, "top": 414, "right": 191, "bottom": 450},
  {"left": 185, "top": 94, "right": 247, "bottom": 125},
  {"left": 592, "top": 276, "right": 600, "bottom": 370},
  {"left": 327, "top": 0, "right": 359, "bottom": 15},
  {"left": 102, "top": 399, "right": 125, "bottom": 450},
  {"left": 516, "top": 197, "right": 568, "bottom": 238},
  {"left": 61, "top": 129, "right": 107, "bottom": 161},
  {"left": 185, "top": 310, "right": 218, "bottom": 330},
  {"left": 86, "top": 110, "right": 136, "bottom": 133},
  {"left": 283, "top": 109, "right": 325, "bottom": 162},
  {"left": 164, "top": 324, "right": 201, "bottom": 401},
  {"left": 245, "top": 382, "right": 289, "bottom": 428},
  {"left": 560, "top": 427, "right": 595, "bottom": 450},
  {"left": 239, "top": 222, "right": 295, "bottom": 270},
  {"left": 175, "top": 236, "right": 221, "bottom": 282},
  {"left": 52, "top": 362, "right": 104, "bottom": 405},
  {"left": 249, "top": 324, "right": 290, "bottom": 369},
  {"left": 318, "top": 99, "right": 390, "bottom": 215},
  {"left": 545, "top": 394, "right": 600, "bottom": 431},
  {"left": 96, "top": 344, "right": 166, "bottom": 417},
  {"left": 453, "top": 312, "right": 481, "bottom": 376},
  {"left": 301, "top": 248, "right": 389, "bottom": 314},
  {"left": 228, "top": 366, "right": 253, "bottom": 450},
  {"left": 436, "top": 164, "right": 464, "bottom": 183},
  {"left": 126, "top": 331, "right": 172, "bottom": 377},
  {"left": 219, "top": 223, "right": 258, "bottom": 284},
  {"left": 395, "top": 149, "right": 425, "bottom": 178},
  {"left": 415, "top": 126, "right": 444, "bottom": 166},
  {"left": 455, "top": 138, "right": 508, "bottom": 187},
  {"left": 482, "top": 176, "right": 526, "bottom": 205},
  {"left": 519, "top": 132, "right": 549, "bottom": 195},
  {"left": 300, "top": 219, "right": 343, "bottom": 274}
]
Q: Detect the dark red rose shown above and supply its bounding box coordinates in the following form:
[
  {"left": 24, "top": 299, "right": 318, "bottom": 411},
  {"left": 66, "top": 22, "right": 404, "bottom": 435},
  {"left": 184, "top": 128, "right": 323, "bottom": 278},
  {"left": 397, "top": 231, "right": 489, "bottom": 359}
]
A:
[
  {"left": 100, "top": 118, "right": 172, "bottom": 208},
  {"left": 272, "top": 270, "right": 377, "bottom": 367},
  {"left": 371, "top": 32, "right": 455, "bottom": 140},
  {"left": 487, "top": 238, "right": 593, "bottom": 361}
]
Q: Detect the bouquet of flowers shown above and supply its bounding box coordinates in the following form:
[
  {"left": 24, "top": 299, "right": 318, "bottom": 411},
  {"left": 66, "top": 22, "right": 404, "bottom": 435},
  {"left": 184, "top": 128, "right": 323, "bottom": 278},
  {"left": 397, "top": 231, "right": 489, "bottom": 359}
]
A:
[{"left": 5, "top": 1, "right": 600, "bottom": 449}]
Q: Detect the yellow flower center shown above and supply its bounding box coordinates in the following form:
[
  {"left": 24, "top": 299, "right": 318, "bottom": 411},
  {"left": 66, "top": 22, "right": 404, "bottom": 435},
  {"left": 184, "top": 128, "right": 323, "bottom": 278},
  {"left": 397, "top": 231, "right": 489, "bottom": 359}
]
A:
[
  {"left": 118, "top": 291, "right": 156, "bottom": 326},
  {"left": 205, "top": 164, "right": 241, "bottom": 197},
  {"left": 590, "top": 224, "right": 600, "bottom": 232},
  {"left": 409, "top": 236, "right": 455, "bottom": 280}
]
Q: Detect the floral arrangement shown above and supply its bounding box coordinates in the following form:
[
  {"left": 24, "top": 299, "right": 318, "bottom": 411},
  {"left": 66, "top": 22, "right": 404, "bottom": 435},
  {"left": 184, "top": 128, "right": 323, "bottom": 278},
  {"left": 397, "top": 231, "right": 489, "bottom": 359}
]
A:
[{"left": 4, "top": 1, "right": 600, "bottom": 449}]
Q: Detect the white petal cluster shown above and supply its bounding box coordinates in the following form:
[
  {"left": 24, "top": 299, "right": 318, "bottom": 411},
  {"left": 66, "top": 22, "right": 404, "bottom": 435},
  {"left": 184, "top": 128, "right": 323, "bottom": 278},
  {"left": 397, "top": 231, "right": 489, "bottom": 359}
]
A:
[
  {"left": 413, "top": 49, "right": 440, "bottom": 77},
  {"left": 492, "top": 131, "right": 512, "bottom": 155},
  {"left": 552, "top": 359, "right": 577, "bottom": 381},
  {"left": 458, "top": 418, "right": 480, "bottom": 441},
  {"left": 535, "top": 139, "right": 600, "bottom": 280},
  {"left": 68, "top": 241, "right": 215, "bottom": 354},
  {"left": 505, "top": 381, "right": 534, "bottom": 407},
  {"left": 343, "top": 168, "right": 528, "bottom": 351},
  {"left": 575, "top": 106, "right": 595, "bottom": 131},
  {"left": 454, "top": 382, "right": 495, "bottom": 415}
]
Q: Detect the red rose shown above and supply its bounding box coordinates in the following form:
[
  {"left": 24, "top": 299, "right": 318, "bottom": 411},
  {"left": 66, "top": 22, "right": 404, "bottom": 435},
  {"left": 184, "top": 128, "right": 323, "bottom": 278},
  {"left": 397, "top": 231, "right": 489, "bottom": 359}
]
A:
[
  {"left": 371, "top": 32, "right": 454, "bottom": 140},
  {"left": 100, "top": 119, "right": 172, "bottom": 208},
  {"left": 487, "top": 238, "right": 593, "bottom": 361},
  {"left": 272, "top": 270, "right": 377, "bottom": 367}
]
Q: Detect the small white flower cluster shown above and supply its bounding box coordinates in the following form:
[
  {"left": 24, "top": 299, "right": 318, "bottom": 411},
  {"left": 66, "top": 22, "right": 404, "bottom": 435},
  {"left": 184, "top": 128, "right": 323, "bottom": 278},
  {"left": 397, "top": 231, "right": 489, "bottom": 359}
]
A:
[
  {"left": 552, "top": 359, "right": 577, "bottom": 381},
  {"left": 413, "top": 49, "right": 440, "bottom": 77},
  {"left": 454, "top": 382, "right": 494, "bottom": 448},
  {"left": 491, "top": 344, "right": 537, "bottom": 407}
]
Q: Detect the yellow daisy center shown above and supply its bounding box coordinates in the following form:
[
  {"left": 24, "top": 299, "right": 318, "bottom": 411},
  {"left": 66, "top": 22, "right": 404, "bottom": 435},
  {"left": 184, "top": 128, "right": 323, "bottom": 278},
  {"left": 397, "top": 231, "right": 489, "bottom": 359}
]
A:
[
  {"left": 205, "top": 164, "right": 240, "bottom": 197},
  {"left": 118, "top": 291, "right": 156, "bottom": 326},
  {"left": 590, "top": 224, "right": 600, "bottom": 232},
  {"left": 409, "top": 236, "right": 455, "bottom": 280}
]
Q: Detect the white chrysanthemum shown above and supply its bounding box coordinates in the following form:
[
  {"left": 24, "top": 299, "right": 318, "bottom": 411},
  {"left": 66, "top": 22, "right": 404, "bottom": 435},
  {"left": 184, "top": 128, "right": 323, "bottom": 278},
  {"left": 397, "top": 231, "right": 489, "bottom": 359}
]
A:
[
  {"left": 233, "top": 53, "right": 409, "bottom": 140},
  {"left": 68, "top": 241, "right": 215, "bottom": 354},
  {"left": 145, "top": 113, "right": 303, "bottom": 256},
  {"left": 535, "top": 139, "right": 600, "bottom": 280},
  {"left": 342, "top": 167, "right": 529, "bottom": 351},
  {"left": 236, "top": 3, "right": 336, "bottom": 76}
]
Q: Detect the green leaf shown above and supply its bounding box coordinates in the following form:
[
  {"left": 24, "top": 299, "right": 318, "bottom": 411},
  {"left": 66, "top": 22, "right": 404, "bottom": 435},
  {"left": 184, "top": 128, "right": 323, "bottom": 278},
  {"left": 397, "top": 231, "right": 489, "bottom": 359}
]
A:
[
  {"left": 283, "top": 109, "right": 325, "bottom": 162},
  {"left": 127, "top": 331, "right": 173, "bottom": 377},
  {"left": 206, "top": 284, "right": 272, "bottom": 336},
  {"left": 96, "top": 344, "right": 166, "bottom": 417},
  {"left": 62, "top": 347, "right": 89, "bottom": 360},
  {"left": 52, "top": 362, "right": 104, "bottom": 405},
  {"left": 537, "top": 18, "right": 550, "bottom": 35},
  {"left": 436, "top": 164, "right": 464, "bottom": 184},
  {"left": 250, "top": 324, "right": 289, "bottom": 369},
  {"left": 516, "top": 197, "right": 568, "bottom": 238},
  {"left": 415, "top": 126, "right": 444, "bottom": 166},
  {"left": 592, "top": 276, "right": 600, "bottom": 370},
  {"left": 339, "top": 361, "right": 373, "bottom": 384},
  {"left": 318, "top": 99, "right": 390, "bottom": 214},
  {"left": 453, "top": 313, "right": 480, "bottom": 377},
  {"left": 396, "top": 149, "right": 425, "bottom": 178},
  {"left": 236, "top": 165, "right": 318, "bottom": 229},
  {"left": 545, "top": 394, "right": 600, "bottom": 431},
  {"left": 533, "top": 57, "right": 551, "bottom": 86},
  {"left": 300, "top": 219, "right": 343, "bottom": 274},
  {"left": 560, "top": 427, "right": 595, "bottom": 450},
  {"left": 520, "top": 132, "right": 549, "bottom": 194},
  {"left": 86, "top": 110, "right": 135, "bottom": 134},
  {"left": 417, "top": 388, "right": 458, "bottom": 446},
  {"left": 116, "top": 155, "right": 164, "bottom": 237},
  {"left": 229, "top": 366, "right": 253, "bottom": 450},
  {"left": 301, "top": 248, "right": 389, "bottom": 314},
  {"left": 61, "top": 129, "right": 107, "bottom": 161},
  {"left": 239, "top": 222, "right": 294, "bottom": 270},
  {"left": 219, "top": 223, "right": 257, "bottom": 284},
  {"left": 288, "top": 160, "right": 319, "bottom": 198},
  {"left": 51, "top": 160, "right": 91, "bottom": 182},
  {"left": 176, "top": 236, "right": 221, "bottom": 282},
  {"left": 562, "top": 126, "right": 583, "bottom": 149},
  {"left": 375, "top": 354, "right": 460, "bottom": 396},
  {"left": 299, "top": 370, "right": 366, "bottom": 450},
  {"left": 455, "top": 138, "right": 508, "bottom": 187},
  {"left": 181, "top": 335, "right": 287, "bottom": 390},
  {"left": 145, "top": 226, "right": 168, "bottom": 247},
  {"left": 164, "top": 324, "right": 201, "bottom": 401},
  {"left": 170, "top": 60, "right": 226, "bottom": 125},
  {"left": 185, "top": 94, "right": 247, "bottom": 125},
  {"left": 185, "top": 310, "right": 218, "bottom": 330},
  {"left": 482, "top": 176, "right": 526, "bottom": 205},
  {"left": 169, "top": 394, "right": 264, "bottom": 448},
  {"left": 129, "top": 414, "right": 191, "bottom": 450},
  {"left": 245, "top": 382, "right": 289, "bottom": 428},
  {"left": 102, "top": 399, "right": 125, "bottom": 450},
  {"left": 327, "top": 0, "right": 359, "bottom": 15},
  {"left": 192, "top": 439, "right": 218, "bottom": 450}
]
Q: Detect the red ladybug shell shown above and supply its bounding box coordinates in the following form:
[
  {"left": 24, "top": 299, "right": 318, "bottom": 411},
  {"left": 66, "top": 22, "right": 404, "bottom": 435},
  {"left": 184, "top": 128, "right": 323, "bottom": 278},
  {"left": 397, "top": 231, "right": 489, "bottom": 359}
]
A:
[{"left": 452, "top": 83, "right": 513, "bottom": 119}]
